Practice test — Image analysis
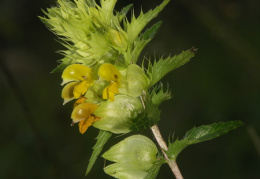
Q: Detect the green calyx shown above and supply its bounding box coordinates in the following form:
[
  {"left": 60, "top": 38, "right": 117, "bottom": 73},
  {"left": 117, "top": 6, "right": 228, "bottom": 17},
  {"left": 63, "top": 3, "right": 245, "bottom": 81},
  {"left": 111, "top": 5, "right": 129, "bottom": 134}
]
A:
[
  {"left": 102, "top": 135, "right": 163, "bottom": 179},
  {"left": 93, "top": 95, "right": 143, "bottom": 133},
  {"left": 123, "top": 64, "right": 150, "bottom": 97}
]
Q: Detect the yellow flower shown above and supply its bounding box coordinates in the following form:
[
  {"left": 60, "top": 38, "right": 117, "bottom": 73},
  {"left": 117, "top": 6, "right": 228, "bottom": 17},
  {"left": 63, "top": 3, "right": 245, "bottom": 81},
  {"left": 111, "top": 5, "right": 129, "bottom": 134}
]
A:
[
  {"left": 71, "top": 102, "right": 99, "bottom": 134},
  {"left": 98, "top": 63, "right": 120, "bottom": 101},
  {"left": 102, "top": 82, "right": 119, "bottom": 101},
  {"left": 61, "top": 64, "right": 93, "bottom": 104},
  {"left": 73, "top": 97, "right": 87, "bottom": 108}
]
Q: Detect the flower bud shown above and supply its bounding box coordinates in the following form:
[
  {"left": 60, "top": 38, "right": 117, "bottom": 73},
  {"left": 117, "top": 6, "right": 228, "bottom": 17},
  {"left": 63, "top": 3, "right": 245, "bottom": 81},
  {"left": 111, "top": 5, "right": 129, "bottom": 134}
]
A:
[{"left": 107, "top": 28, "right": 127, "bottom": 50}]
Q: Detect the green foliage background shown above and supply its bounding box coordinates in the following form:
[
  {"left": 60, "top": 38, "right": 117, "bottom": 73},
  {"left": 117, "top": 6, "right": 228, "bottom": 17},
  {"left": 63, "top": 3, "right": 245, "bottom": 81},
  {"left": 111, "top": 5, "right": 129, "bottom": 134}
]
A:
[{"left": 0, "top": 0, "right": 259, "bottom": 178}]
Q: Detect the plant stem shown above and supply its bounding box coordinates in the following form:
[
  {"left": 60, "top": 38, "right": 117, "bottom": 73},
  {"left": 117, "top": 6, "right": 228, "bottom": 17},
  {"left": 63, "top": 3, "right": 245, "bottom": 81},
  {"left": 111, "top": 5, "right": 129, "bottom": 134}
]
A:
[{"left": 151, "top": 125, "right": 183, "bottom": 179}]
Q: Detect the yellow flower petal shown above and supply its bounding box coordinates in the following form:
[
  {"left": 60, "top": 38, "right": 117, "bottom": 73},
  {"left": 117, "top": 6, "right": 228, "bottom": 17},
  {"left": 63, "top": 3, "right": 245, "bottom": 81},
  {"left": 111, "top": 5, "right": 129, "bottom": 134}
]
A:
[
  {"left": 71, "top": 103, "right": 99, "bottom": 123},
  {"left": 73, "top": 81, "right": 89, "bottom": 99},
  {"left": 61, "top": 82, "right": 78, "bottom": 105},
  {"left": 98, "top": 63, "right": 120, "bottom": 82},
  {"left": 61, "top": 64, "right": 92, "bottom": 85},
  {"left": 73, "top": 97, "right": 86, "bottom": 108},
  {"left": 78, "top": 116, "right": 94, "bottom": 134},
  {"left": 102, "top": 86, "right": 110, "bottom": 100},
  {"left": 102, "top": 82, "right": 119, "bottom": 101}
]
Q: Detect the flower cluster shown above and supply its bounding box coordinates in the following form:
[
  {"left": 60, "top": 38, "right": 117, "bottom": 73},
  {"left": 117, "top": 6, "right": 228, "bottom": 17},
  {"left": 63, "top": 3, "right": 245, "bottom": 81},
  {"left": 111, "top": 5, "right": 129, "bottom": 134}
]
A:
[
  {"left": 61, "top": 63, "right": 123, "bottom": 133},
  {"left": 40, "top": 0, "right": 195, "bottom": 134},
  {"left": 41, "top": 0, "right": 194, "bottom": 135},
  {"left": 61, "top": 61, "right": 141, "bottom": 134},
  {"left": 41, "top": 0, "right": 197, "bottom": 178}
]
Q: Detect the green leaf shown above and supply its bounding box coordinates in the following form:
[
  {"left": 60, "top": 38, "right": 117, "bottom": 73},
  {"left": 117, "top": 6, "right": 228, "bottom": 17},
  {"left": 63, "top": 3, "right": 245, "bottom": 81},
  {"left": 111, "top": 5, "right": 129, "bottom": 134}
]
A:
[
  {"left": 102, "top": 135, "right": 161, "bottom": 179},
  {"left": 131, "top": 21, "right": 162, "bottom": 63},
  {"left": 118, "top": 4, "right": 133, "bottom": 22},
  {"left": 166, "top": 138, "right": 189, "bottom": 161},
  {"left": 148, "top": 48, "right": 197, "bottom": 87},
  {"left": 150, "top": 83, "right": 171, "bottom": 105},
  {"left": 142, "top": 21, "right": 162, "bottom": 41},
  {"left": 85, "top": 130, "right": 112, "bottom": 176},
  {"left": 125, "top": 0, "right": 170, "bottom": 45},
  {"left": 167, "top": 121, "right": 244, "bottom": 160},
  {"left": 184, "top": 120, "right": 244, "bottom": 142}
]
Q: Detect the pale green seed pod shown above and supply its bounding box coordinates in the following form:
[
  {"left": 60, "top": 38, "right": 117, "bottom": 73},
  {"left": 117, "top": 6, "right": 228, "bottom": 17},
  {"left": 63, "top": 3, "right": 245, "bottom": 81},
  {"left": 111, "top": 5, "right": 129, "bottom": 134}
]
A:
[
  {"left": 102, "top": 135, "right": 159, "bottom": 179},
  {"left": 93, "top": 95, "right": 143, "bottom": 134}
]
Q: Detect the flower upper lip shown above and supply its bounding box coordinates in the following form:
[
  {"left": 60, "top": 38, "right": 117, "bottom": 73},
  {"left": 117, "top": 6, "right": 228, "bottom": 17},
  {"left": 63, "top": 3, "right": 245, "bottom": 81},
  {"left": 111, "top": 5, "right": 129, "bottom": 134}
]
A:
[
  {"left": 98, "top": 63, "right": 121, "bottom": 101},
  {"left": 61, "top": 64, "right": 93, "bottom": 104}
]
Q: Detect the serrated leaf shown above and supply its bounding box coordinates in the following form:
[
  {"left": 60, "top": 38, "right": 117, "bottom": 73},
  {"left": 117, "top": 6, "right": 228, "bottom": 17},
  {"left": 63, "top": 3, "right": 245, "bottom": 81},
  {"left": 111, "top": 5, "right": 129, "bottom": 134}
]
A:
[
  {"left": 166, "top": 138, "right": 189, "bottom": 160},
  {"left": 142, "top": 21, "right": 162, "bottom": 41},
  {"left": 150, "top": 83, "right": 171, "bottom": 105},
  {"left": 148, "top": 48, "right": 197, "bottom": 87},
  {"left": 118, "top": 4, "right": 133, "bottom": 22},
  {"left": 125, "top": 0, "right": 170, "bottom": 45},
  {"left": 85, "top": 130, "right": 112, "bottom": 175},
  {"left": 184, "top": 120, "right": 244, "bottom": 142},
  {"left": 167, "top": 121, "right": 243, "bottom": 160},
  {"left": 131, "top": 21, "right": 162, "bottom": 63}
]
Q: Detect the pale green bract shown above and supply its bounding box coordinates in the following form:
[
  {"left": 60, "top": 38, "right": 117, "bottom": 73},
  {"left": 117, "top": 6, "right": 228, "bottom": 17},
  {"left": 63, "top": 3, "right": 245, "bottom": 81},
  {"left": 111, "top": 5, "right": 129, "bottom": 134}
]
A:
[{"left": 102, "top": 135, "right": 161, "bottom": 179}]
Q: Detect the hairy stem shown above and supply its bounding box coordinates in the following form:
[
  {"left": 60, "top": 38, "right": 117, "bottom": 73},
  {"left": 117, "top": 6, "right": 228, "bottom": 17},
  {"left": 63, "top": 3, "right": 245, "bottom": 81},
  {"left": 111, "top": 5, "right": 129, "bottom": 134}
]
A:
[{"left": 151, "top": 125, "right": 183, "bottom": 179}]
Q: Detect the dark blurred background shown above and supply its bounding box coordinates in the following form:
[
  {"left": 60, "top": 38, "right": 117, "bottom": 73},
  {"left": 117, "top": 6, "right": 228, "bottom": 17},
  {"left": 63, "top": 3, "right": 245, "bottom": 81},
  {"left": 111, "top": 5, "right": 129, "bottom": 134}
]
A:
[{"left": 0, "top": 0, "right": 259, "bottom": 178}]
